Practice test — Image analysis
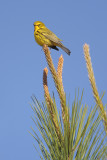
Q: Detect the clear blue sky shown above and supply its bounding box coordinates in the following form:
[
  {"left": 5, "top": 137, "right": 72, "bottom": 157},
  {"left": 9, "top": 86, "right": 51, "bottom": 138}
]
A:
[{"left": 0, "top": 0, "right": 107, "bottom": 159}]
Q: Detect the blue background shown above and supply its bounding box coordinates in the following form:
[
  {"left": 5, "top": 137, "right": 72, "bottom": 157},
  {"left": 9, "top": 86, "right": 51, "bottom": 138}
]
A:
[{"left": 0, "top": 0, "right": 107, "bottom": 159}]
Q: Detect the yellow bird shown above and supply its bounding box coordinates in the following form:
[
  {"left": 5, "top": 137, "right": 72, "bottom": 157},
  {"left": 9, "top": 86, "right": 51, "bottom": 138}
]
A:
[{"left": 33, "top": 21, "right": 71, "bottom": 55}]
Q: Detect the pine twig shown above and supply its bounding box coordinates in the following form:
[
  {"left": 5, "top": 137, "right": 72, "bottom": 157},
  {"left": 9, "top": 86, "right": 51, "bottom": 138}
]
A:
[
  {"left": 83, "top": 43, "right": 107, "bottom": 133},
  {"left": 43, "top": 44, "right": 68, "bottom": 123},
  {"left": 43, "top": 67, "right": 61, "bottom": 138}
]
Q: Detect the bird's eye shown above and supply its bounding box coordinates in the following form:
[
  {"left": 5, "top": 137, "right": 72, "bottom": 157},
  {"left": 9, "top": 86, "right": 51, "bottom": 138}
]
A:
[{"left": 34, "top": 23, "right": 41, "bottom": 27}]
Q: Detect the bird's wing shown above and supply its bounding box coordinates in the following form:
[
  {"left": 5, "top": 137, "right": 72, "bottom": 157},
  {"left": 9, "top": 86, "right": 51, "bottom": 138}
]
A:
[{"left": 40, "top": 27, "right": 62, "bottom": 44}]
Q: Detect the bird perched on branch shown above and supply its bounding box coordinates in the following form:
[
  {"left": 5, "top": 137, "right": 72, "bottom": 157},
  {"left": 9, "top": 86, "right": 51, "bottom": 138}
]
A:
[{"left": 34, "top": 21, "right": 71, "bottom": 55}]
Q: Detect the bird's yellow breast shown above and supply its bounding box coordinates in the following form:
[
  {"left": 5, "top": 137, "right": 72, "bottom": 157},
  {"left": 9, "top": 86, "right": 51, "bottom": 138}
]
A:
[
  {"left": 34, "top": 32, "right": 52, "bottom": 47},
  {"left": 34, "top": 26, "right": 53, "bottom": 47}
]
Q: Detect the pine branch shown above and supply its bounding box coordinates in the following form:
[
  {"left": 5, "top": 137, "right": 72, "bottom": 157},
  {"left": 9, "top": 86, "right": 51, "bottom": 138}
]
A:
[
  {"left": 43, "top": 44, "right": 69, "bottom": 123},
  {"left": 83, "top": 43, "right": 107, "bottom": 133}
]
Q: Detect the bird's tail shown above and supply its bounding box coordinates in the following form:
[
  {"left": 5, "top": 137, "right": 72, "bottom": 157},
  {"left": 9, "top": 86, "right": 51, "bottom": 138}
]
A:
[{"left": 60, "top": 43, "right": 71, "bottom": 55}]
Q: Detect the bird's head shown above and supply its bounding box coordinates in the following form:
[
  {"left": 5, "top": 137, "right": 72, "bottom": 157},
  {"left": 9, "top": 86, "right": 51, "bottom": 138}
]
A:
[{"left": 33, "top": 21, "right": 45, "bottom": 31}]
